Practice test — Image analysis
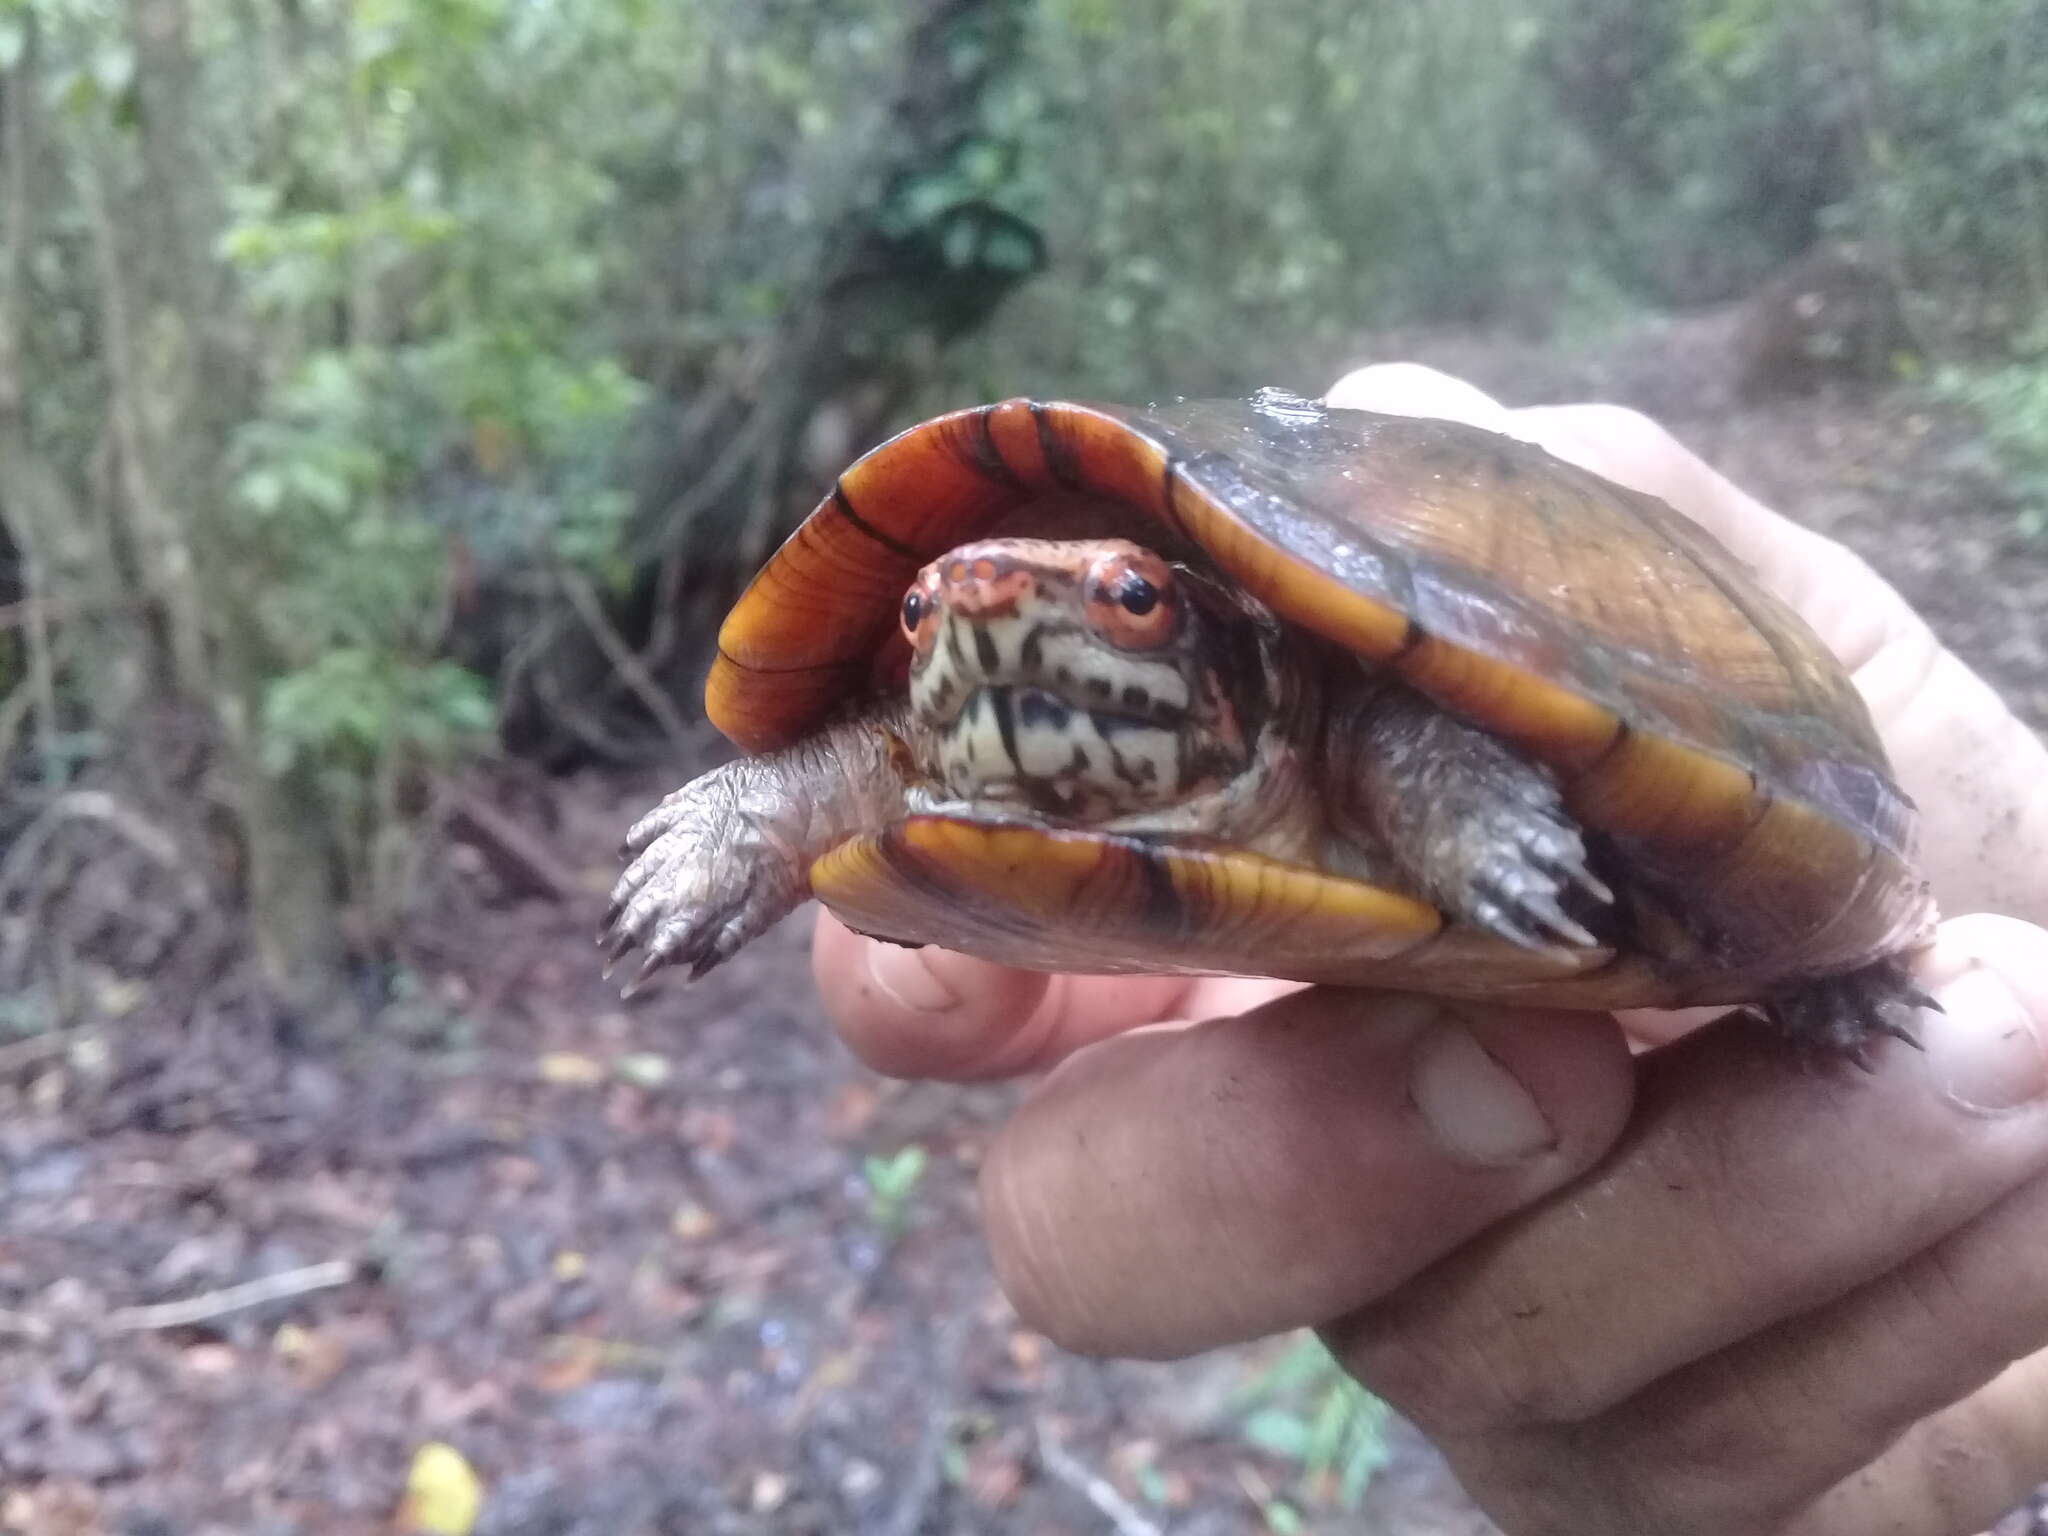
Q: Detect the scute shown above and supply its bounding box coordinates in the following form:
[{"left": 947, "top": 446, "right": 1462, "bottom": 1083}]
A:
[{"left": 810, "top": 817, "right": 1670, "bottom": 1002}]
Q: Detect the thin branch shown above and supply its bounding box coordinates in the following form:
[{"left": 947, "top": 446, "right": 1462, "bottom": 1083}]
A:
[
  {"left": 0, "top": 1025, "right": 98, "bottom": 1077},
  {"left": 0, "top": 679, "right": 38, "bottom": 777},
  {"left": 0, "top": 20, "right": 65, "bottom": 790},
  {"left": 106, "top": 1260, "right": 356, "bottom": 1333},
  {"left": 0, "top": 595, "right": 132, "bottom": 632},
  {"left": 553, "top": 562, "right": 693, "bottom": 751},
  {"left": 436, "top": 783, "right": 582, "bottom": 903},
  {"left": 640, "top": 550, "right": 689, "bottom": 676},
  {"left": 0, "top": 788, "right": 205, "bottom": 912},
  {"left": 529, "top": 659, "right": 669, "bottom": 765},
  {"left": 1035, "top": 1422, "right": 1167, "bottom": 1536},
  {"left": 880, "top": 1313, "right": 970, "bottom": 1536},
  {"left": 0, "top": 1308, "right": 53, "bottom": 1343}
]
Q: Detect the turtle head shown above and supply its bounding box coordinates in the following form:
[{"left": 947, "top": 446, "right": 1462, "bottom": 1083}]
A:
[{"left": 899, "top": 537, "right": 1255, "bottom": 819}]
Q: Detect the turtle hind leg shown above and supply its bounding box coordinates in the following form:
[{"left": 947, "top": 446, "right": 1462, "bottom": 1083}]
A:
[{"left": 1759, "top": 956, "right": 1940, "bottom": 1068}]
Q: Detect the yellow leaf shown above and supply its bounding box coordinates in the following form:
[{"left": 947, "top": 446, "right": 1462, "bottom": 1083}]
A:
[
  {"left": 397, "top": 1442, "right": 484, "bottom": 1535},
  {"left": 536, "top": 1052, "right": 605, "bottom": 1086}
]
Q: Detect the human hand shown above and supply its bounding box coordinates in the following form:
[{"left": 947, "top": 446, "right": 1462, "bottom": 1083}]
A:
[{"left": 810, "top": 364, "right": 2048, "bottom": 1534}]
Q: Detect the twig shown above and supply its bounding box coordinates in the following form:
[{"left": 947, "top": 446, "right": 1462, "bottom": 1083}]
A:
[
  {"left": 0, "top": 681, "right": 36, "bottom": 777},
  {"left": 437, "top": 784, "right": 582, "bottom": 903},
  {"left": 879, "top": 1311, "right": 969, "bottom": 1536},
  {"left": 529, "top": 645, "right": 675, "bottom": 766},
  {"left": 106, "top": 1260, "right": 356, "bottom": 1333},
  {"left": 0, "top": 1025, "right": 97, "bottom": 1077},
  {"left": 0, "top": 596, "right": 125, "bottom": 632},
  {"left": 1035, "top": 1421, "right": 1167, "bottom": 1536},
  {"left": 0, "top": 788, "right": 197, "bottom": 906},
  {"left": 639, "top": 550, "right": 689, "bottom": 676},
  {"left": 0, "top": 1308, "right": 53, "bottom": 1343},
  {"left": 553, "top": 562, "right": 693, "bottom": 752}
]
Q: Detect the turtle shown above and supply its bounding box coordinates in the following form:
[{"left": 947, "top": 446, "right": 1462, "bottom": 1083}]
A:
[{"left": 601, "top": 388, "right": 1938, "bottom": 1053}]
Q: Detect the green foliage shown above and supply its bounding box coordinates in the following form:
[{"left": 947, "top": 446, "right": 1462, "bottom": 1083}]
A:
[
  {"left": 1935, "top": 340, "right": 2048, "bottom": 534},
  {"left": 1858, "top": 0, "right": 2048, "bottom": 319},
  {"left": 929, "top": 0, "right": 2048, "bottom": 403},
  {"left": 1531, "top": 0, "right": 2048, "bottom": 315},
  {"left": 941, "top": 0, "right": 1597, "bottom": 403},
  {"left": 862, "top": 1144, "right": 931, "bottom": 1239},
  {"left": 261, "top": 651, "right": 492, "bottom": 779},
  {"left": 1235, "top": 1333, "right": 1394, "bottom": 1514}
]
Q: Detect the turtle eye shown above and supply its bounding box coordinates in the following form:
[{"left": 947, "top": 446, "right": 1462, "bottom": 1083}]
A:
[
  {"left": 900, "top": 571, "right": 943, "bottom": 649},
  {"left": 1084, "top": 547, "right": 1178, "bottom": 650},
  {"left": 1114, "top": 575, "right": 1158, "bottom": 615}
]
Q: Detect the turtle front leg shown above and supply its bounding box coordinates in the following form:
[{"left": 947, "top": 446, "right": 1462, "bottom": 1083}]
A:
[
  {"left": 1329, "top": 679, "right": 1615, "bottom": 950},
  {"left": 602, "top": 713, "right": 914, "bottom": 990}
]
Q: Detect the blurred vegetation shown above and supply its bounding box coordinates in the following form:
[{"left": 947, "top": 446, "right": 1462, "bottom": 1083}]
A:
[
  {"left": 1232, "top": 1332, "right": 1396, "bottom": 1525},
  {"left": 2, "top": 0, "right": 2045, "bottom": 1011}
]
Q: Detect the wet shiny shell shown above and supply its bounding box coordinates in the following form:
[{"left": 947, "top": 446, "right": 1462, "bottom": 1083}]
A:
[{"left": 706, "top": 394, "right": 1931, "bottom": 1008}]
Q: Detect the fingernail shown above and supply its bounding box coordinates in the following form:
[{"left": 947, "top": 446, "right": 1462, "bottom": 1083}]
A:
[
  {"left": 1924, "top": 961, "right": 2048, "bottom": 1113},
  {"left": 1409, "top": 1017, "right": 1557, "bottom": 1165},
  {"left": 865, "top": 941, "right": 961, "bottom": 1014}
]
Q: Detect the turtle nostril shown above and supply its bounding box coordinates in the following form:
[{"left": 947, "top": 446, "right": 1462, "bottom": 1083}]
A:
[{"left": 942, "top": 563, "right": 1033, "bottom": 620}]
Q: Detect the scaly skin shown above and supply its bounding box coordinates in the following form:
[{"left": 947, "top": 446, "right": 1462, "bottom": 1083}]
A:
[
  {"left": 603, "top": 710, "right": 915, "bottom": 991},
  {"left": 1322, "top": 675, "right": 1616, "bottom": 952}
]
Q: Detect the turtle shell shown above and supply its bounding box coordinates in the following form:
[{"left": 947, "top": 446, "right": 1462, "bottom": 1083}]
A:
[{"left": 707, "top": 392, "right": 1932, "bottom": 1008}]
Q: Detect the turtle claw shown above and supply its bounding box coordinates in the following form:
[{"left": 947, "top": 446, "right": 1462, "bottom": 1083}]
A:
[
  {"left": 1759, "top": 957, "right": 1936, "bottom": 1059},
  {"left": 596, "top": 763, "right": 810, "bottom": 996},
  {"left": 1469, "top": 874, "right": 1596, "bottom": 953},
  {"left": 600, "top": 929, "right": 637, "bottom": 976},
  {"left": 618, "top": 953, "right": 662, "bottom": 1000},
  {"left": 1457, "top": 810, "right": 1612, "bottom": 954}
]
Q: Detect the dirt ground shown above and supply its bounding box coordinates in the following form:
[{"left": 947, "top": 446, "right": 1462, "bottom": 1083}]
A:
[{"left": 4, "top": 317, "right": 2047, "bottom": 1536}]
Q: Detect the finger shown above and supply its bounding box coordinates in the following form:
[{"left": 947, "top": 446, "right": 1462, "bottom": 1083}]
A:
[
  {"left": 1329, "top": 914, "right": 2048, "bottom": 1438},
  {"left": 1434, "top": 1156, "right": 2048, "bottom": 1535},
  {"left": 1852, "top": 622, "right": 2048, "bottom": 931},
  {"left": 812, "top": 913, "right": 1221, "bottom": 1080},
  {"left": 979, "top": 989, "right": 1633, "bottom": 1358},
  {"left": 1790, "top": 1348, "right": 2048, "bottom": 1536}
]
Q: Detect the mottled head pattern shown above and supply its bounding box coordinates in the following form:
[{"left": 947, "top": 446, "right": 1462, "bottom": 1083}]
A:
[{"left": 901, "top": 538, "right": 1250, "bottom": 819}]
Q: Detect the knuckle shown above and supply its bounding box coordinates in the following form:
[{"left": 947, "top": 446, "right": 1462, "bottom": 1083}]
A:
[{"left": 1332, "top": 1306, "right": 1619, "bottom": 1437}]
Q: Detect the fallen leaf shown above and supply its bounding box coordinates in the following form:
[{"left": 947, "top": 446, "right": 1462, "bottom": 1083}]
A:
[
  {"left": 532, "top": 1334, "right": 605, "bottom": 1394},
  {"left": 396, "top": 1442, "right": 484, "bottom": 1535},
  {"left": 272, "top": 1322, "right": 349, "bottom": 1389},
  {"left": 680, "top": 1105, "right": 737, "bottom": 1154},
  {"left": 824, "top": 1082, "right": 879, "bottom": 1137},
  {"left": 750, "top": 1471, "right": 789, "bottom": 1512},
  {"left": 180, "top": 1342, "right": 240, "bottom": 1378},
  {"left": 536, "top": 1052, "right": 605, "bottom": 1086},
  {"left": 671, "top": 1201, "right": 717, "bottom": 1241},
  {"left": 964, "top": 1435, "right": 1026, "bottom": 1508},
  {"left": 614, "top": 1052, "right": 672, "bottom": 1088}
]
